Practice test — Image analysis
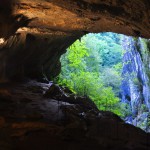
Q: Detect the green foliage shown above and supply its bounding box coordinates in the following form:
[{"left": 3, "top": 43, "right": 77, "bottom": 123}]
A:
[
  {"left": 82, "top": 33, "right": 122, "bottom": 68},
  {"left": 119, "top": 103, "right": 132, "bottom": 118},
  {"left": 139, "top": 39, "right": 150, "bottom": 82},
  {"left": 93, "top": 87, "right": 121, "bottom": 115},
  {"left": 100, "top": 67, "right": 122, "bottom": 96},
  {"left": 67, "top": 40, "right": 88, "bottom": 68},
  {"left": 147, "top": 113, "right": 150, "bottom": 127},
  {"left": 141, "top": 104, "right": 149, "bottom": 112},
  {"left": 113, "top": 63, "right": 123, "bottom": 72},
  {"left": 57, "top": 32, "right": 124, "bottom": 117}
]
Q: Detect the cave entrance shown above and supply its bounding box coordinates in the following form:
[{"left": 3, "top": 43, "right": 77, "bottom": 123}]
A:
[{"left": 55, "top": 32, "right": 150, "bottom": 132}]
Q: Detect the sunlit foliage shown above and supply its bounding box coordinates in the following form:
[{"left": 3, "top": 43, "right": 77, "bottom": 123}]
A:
[{"left": 56, "top": 33, "right": 129, "bottom": 117}]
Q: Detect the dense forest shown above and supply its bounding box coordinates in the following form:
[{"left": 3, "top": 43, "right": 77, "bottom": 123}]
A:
[{"left": 55, "top": 33, "right": 131, "bottom": 118}]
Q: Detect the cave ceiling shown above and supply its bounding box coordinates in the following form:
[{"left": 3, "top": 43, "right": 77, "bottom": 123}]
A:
[
  {"left": 0, "top": 0, "right": 149, "bottom": 38},
  {"left": 0, "top": 0, "right": 149, "bottom": 80}
]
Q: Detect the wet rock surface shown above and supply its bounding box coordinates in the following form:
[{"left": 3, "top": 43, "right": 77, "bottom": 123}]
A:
[{"left": 0, "top": 80, "right": 149, "bottom": 150}]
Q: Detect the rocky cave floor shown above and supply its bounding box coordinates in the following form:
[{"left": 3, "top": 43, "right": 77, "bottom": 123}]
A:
[{"left": 0, "top": 80, "right": 150, "bottom": 150}]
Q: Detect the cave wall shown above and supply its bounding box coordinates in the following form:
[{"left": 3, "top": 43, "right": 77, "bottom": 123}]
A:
[
  {"left": 0, "top": 0, "right": 150, "bottom": 80},
  {"left": 0, "top": 29, "right": 79, "bottom": 81}
]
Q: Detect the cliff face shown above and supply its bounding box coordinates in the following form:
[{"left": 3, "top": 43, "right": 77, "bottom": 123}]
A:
[
  {"left": 121, "top": 37, "right": 150, "bottom": 131},
  {"left": 0, "top": 0, "right": 150, "bottom": 80}
]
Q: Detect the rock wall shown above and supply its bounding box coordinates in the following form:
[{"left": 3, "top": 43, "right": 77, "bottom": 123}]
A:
[
  {"left": 0, "top": 80, "right": 150, "bottom": 150},
  {"left": 121, "top": 36, "right": 150, "bottom": 131},
  {"left": 0, "top": 30, "right": 80, "bottom": 81}
]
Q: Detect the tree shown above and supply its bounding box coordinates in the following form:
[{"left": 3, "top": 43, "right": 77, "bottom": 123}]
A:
[{"left": 57, "top": 32, "right": 124, "bottom": 117}]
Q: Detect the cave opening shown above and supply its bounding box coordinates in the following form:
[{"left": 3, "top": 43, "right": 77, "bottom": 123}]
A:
[
  {"left": 0, "top": 0, "right": 150, "bottom": 149},
  {"left": 55, "top": 32, "right": 150, "bottom": 133}
]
